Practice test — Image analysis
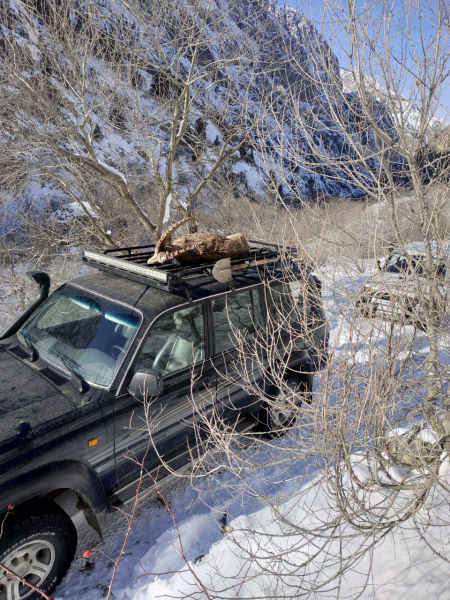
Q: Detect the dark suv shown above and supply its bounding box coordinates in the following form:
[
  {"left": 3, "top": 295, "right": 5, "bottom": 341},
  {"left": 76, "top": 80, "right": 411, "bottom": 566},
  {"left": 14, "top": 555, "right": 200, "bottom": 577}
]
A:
[{"left": 0, "top": 241, "right": 328, "bottom": 599}]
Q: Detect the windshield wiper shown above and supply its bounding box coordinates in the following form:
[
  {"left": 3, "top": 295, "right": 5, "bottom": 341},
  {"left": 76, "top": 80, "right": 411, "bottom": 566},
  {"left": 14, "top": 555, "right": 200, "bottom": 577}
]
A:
[
  {"left": 59, "top": 357, "right": 86, "bottom": 394},
  {"left": 19, "top": 332, "right": 38, "bottom": 362},
  {"left": 46, "top": 348, "right": 86, "bottom": 393}
]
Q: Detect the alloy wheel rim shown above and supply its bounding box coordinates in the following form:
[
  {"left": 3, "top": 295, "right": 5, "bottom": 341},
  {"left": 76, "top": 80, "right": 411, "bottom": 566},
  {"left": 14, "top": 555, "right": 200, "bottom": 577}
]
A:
[
  {"left": 0, "top": 540, "right": 56, "bottom": 600},
  {"left": 270, "top": 389, "right": 296, "bottom": 428}
]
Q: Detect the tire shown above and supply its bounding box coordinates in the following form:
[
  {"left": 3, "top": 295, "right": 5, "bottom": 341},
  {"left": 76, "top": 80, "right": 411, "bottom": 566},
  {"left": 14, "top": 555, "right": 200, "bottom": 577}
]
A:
[
  {"left": 357, "top": 298, "right": 377, "bottom": 317},
  {"left": 0, "top": 503, "right": 77, "bottom": 600},
  {"left": 413, "top": 316, "right": 427, "bottom": 331},
  {"left": 260, "top": 372, "right": 311, "bottom": 438}
]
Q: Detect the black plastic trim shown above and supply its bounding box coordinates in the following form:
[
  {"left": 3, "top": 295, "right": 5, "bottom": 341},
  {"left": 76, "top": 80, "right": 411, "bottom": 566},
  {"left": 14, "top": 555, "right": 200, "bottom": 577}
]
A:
[
  {"left": 0, "top": 460, "right": 108, "bottom": 516},
  {"left": 0, "top": 272, "right": 50, "bottom": 341}
]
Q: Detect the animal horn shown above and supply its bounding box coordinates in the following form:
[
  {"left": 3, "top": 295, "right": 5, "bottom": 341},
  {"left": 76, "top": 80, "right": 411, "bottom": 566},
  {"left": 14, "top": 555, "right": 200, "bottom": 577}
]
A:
[{"left": 154, "top": 216, "right": 197, "bottom": 254}]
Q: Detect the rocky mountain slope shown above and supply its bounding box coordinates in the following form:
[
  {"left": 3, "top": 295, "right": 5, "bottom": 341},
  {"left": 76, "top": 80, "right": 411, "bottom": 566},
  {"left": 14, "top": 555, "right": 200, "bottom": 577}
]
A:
[
  {"left": 0, "top": 0, "right": 405, "bottom": 244},
  {"left": 341, "top": 69, "right": 447, "bottom": 138}
]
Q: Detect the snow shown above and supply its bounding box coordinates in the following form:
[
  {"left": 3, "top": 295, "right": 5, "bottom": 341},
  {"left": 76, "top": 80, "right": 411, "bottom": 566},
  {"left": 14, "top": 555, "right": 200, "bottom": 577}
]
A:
[
  {"left": 96, "top": 160, "right": 127, "bottom": 184},
  {"left": 52, "top": 258, "right": 450, "bottom": 600},
  {"left": 232, "top": 161, "right": 266, "bottom": 195},
  {"left": 4, "top": 0, "right": 450, "bottom": 593},
  {"left": 125, "top": 469, "right": 450, "bottom": 600},
  {"left": 3, "top": 0, "right": 400, "bottom": 218},
  {"left": 52, "top": 201, "right": 98, "bottom": 223},
  {"left": 205, "top": 122, "right": 223, "bottom": 144}
]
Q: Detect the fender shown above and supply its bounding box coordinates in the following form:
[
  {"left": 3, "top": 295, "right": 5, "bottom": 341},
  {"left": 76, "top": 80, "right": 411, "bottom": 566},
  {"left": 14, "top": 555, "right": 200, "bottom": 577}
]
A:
[
  {"left": 258, "top": 349, "right": 314, "bottom": 398},
  {"left": 251, "top": 350, "right": 314, "bottom": 422},
  {"left": 291, "top": 341, "right": 327, "bottom": 373},
  {"left": 288, "top": 350, "right": 314, "bottom": 401},
  {"left": 286, "top": 349, "right": 314, "bottom": 387},
  {"left": 0, "top": 459, "right": 108, "bottom": 517},
  {"left": 287, "top": 348, "right": 313, "bottom": 368}
]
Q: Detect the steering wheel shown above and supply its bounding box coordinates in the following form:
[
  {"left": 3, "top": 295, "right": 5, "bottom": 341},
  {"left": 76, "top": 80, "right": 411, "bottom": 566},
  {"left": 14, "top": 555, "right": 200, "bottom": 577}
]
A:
[{"left": 152, "top": 337, "right": 173, "bottom": 372}]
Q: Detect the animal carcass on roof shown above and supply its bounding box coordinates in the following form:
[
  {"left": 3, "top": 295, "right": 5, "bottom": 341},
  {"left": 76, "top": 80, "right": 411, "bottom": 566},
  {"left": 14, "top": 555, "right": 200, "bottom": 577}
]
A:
[{"left": 147, "top": 218, "right": 250, "bottom": 265}]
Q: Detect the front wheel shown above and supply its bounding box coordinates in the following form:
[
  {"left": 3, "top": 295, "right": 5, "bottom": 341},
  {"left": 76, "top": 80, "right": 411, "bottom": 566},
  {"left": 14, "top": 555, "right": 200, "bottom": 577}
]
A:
[
  {"left": 260, "top": 372, "right": 311, "bottom": 438},
  {"left": 0, "top": 504, "right": 77, "bottom": 600}
]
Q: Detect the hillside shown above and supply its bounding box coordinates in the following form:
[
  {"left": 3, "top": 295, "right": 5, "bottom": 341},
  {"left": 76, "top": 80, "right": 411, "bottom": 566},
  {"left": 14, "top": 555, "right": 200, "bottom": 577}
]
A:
[{"left": 1, "top": 0, "right": 404, "bottom": 247}]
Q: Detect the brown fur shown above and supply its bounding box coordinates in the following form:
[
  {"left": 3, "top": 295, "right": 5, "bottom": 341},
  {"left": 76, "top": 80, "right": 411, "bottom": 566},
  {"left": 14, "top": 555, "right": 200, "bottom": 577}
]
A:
[
  {"left": 148, "top": 219, "right": 250, "bottom": 265},
  {"left": 154, "top": 217, "right": 196, "bottom": 255}
]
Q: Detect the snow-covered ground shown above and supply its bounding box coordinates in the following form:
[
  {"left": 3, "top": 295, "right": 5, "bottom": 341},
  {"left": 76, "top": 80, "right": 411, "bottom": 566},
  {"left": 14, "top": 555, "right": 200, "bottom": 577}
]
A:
[{"left": 54, "top": 260, "right": 450, "bottom": 600}]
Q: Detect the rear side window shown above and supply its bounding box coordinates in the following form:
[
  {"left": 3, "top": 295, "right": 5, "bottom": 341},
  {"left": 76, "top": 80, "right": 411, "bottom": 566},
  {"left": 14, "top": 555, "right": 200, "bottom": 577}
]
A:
[
  {"left": 134, "top": 304, "right": 205, "bottom": 377},
  {"left": 266, "top": 283, "right": 296, "bottom": 322},
  {"left": 212, "top": 289, "right": 262, "bottom": 354},
  {"left": 265, "top": 280, "right": 311, "bottom": 323}
]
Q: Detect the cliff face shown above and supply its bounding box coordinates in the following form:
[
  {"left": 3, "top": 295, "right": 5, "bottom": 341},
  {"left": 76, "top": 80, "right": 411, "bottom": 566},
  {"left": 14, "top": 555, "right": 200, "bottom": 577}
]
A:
[{"left": 0, "top": 0, "right": 403, "bottom": 233}]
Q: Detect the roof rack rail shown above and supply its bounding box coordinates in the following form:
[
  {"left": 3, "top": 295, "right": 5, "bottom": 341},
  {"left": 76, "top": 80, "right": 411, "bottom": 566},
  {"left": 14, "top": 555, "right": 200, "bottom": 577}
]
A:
[{"left": 82, "top": 240, "right": 299, "bottom": 294}]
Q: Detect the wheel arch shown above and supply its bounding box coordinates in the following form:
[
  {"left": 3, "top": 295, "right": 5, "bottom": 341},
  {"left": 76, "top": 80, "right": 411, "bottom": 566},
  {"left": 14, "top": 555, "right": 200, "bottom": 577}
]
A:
[
  {"left": 257, "top": 350, "right": 313, "bottom": 437},
  {"left": 258, "top": 350, "right": 314, "bottom": 403},
  {"left": 0, "top": 460, "right": 108, "bottom": 537},
  {"left": 284, "top": 349, "right": 314, "bottom": 392}
]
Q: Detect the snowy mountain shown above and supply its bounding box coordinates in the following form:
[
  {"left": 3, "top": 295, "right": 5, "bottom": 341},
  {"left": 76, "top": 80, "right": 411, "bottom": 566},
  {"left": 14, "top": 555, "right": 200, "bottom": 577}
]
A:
[
  {"left": 341, "top": 69, "right": 447, "bottom": 138},
  {"left": 0, "top": 0, "right": 408, "bottom": 241}
]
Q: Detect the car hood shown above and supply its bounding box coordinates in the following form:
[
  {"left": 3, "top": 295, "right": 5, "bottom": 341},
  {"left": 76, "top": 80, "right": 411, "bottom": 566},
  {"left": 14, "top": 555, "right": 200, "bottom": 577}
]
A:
[{"left": 0, "top": 345, "right": 77, "bottom": 444}]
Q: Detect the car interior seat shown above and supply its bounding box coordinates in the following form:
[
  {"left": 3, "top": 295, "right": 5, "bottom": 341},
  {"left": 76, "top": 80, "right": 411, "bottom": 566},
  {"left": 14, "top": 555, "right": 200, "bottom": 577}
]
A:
[{"left": 152, "top": 308, "right": 203, "bottom": 375}]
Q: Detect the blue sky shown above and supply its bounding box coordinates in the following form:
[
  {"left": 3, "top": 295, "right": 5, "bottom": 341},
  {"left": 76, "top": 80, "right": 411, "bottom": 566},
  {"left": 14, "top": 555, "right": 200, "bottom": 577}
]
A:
[{"left": 282, "top": 0, "right": 449, "bottom": 120}]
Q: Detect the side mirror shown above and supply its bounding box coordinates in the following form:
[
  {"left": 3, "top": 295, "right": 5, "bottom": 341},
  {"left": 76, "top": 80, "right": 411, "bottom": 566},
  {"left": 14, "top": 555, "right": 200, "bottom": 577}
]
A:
[
  {"left": 128, "top": 369, "right": 163, "bottom": 401},
  {"left": 376, "top": 259, "right": 382, "bottom": 271}
]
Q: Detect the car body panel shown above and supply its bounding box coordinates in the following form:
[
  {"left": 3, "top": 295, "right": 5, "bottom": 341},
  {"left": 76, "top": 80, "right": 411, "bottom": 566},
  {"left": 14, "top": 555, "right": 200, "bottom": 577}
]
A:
[
  {"left": 0, "top": 345, "right": 77, "bottom": 445},
  {"left": 0, "top": 459, "right": 108, "bottom": 516},
  {"left": 0, "top": 261, "right": 329, "bottom": 525}
]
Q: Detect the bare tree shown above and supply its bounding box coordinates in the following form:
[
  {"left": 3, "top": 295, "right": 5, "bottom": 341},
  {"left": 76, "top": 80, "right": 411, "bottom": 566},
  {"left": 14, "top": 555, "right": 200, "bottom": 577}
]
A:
[
  {"left": 0, "top": 0, "right": 264, "bottom": 249},
  {"left": 2, "top": 1, "right": 450, "bottom": 597},
  {"left": 123, "top": 2, "right": 450, "bottom": 597}
]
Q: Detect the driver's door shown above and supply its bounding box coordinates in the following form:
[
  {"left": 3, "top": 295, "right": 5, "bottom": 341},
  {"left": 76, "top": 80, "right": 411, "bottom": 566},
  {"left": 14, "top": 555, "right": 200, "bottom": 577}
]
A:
[{"left": 113, "top": 301, "right": 216, "bottom": 486}]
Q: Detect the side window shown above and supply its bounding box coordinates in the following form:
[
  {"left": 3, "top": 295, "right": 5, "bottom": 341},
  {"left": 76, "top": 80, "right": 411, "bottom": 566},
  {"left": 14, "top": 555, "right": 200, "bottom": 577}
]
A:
[
  {"left": 134, "top": 305, "right": 205, "bottom": 377},
  {"left": 288, "top": 280, "right": 312, "bottom": 318},
  {"left": 266, "top": 283, "right": 296, "bottom": 323},
  {"left": 213, "top": 289, "right": 262, "bottom": 354}
]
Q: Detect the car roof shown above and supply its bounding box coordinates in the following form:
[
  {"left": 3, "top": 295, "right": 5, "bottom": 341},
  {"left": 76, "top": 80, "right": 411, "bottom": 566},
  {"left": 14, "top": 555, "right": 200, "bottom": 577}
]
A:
[
  {"left": 69, "top": 271, "right": 149, "bottom": 305},
  {"left": 68, "top": 269, "right": 267, "bottom": 321},
  {"left": 69, "top": 271, "right": 184, "bottom": 315}
]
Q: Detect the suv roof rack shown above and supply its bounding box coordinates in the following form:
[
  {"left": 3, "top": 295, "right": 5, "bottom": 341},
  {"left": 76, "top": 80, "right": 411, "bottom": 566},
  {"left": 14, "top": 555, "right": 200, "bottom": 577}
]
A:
[{"left": 82, "top": 240, "right": 299, "bottom": 296}]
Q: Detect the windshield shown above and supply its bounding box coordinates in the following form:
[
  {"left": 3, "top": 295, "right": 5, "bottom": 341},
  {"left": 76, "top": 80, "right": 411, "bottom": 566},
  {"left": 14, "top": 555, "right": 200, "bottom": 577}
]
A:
[{"left": 20, "top": 285, "right": 141, "bottom": 386}]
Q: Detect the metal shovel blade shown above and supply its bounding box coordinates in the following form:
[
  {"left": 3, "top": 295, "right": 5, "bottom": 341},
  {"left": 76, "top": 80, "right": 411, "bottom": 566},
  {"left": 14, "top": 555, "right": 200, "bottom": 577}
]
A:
[{"left": 212, "top": 257, "right": 232, "bottom": 282}]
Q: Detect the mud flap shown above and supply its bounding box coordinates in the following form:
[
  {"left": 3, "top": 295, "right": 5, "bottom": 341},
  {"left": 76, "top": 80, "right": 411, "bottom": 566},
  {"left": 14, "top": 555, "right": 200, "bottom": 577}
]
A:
[{"left": 77, "top": 495, "right": 104, "bottom": 541}]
